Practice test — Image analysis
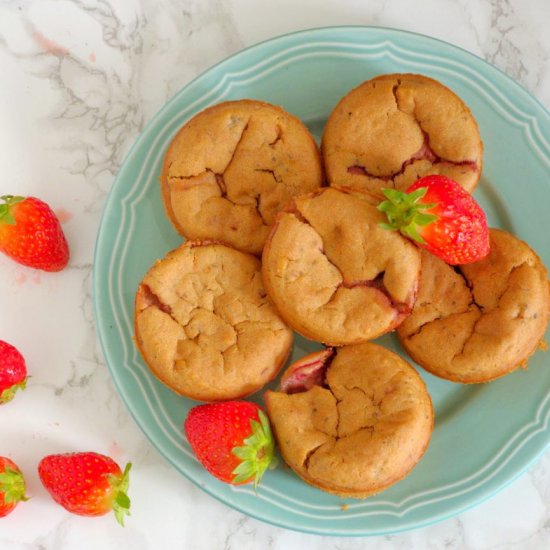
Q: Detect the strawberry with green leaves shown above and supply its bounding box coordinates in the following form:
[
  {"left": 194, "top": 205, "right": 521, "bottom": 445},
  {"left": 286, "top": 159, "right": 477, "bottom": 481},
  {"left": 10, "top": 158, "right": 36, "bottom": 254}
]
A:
[
  {"left": 0, "top": 340, "right": 28, "bottom": 405},
  {"left": 185, "top": 401, "right": 275, "bottom": 487},
  {"left": 378, "top": 175, "right": 490, "bottom": 265},
  {"left": 0, "top": 195, "right": 69, "bottom": 271},
  {"left": 38, "top": 452, "right": 131, "bottom": 526},
  {"left": 0, "top": 457, "right": 28, "bottom": 517}
]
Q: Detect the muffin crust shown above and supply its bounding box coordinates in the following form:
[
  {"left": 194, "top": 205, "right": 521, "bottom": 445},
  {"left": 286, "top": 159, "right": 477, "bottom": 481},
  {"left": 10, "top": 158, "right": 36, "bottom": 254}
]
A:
[
  {"left": 322, "top": 74, "right": 483, "bottom": 196},
  {"left": 262, "top": 187, "right": 421, "bottom": 345},
  {"left": 161, "top": 100, "right": 323, "bottom": 255},
  {"left": 265, "top": 343, "right": 434, "bottom": 498},
  {"left": 398, "top": 229, "right": 550, "bottom": 383},
  {"left": 135, "top": 241, "right": 293, "bottom": 401}
]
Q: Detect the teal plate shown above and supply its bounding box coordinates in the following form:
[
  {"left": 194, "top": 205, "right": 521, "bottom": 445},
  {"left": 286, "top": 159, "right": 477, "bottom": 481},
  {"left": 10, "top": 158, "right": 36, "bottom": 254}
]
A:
[{"left": 93, "top": 27, "right": 550, "bottom": 536}]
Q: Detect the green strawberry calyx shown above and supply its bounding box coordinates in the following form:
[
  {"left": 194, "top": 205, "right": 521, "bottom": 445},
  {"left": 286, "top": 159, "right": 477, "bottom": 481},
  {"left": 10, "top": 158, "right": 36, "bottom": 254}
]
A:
[
  {"left": 377, "top": 187, "right": 438, "bottom": 244},
  {"left": 232, "top": 410, "right": 276, "bottom": 488},
  {"left": 0, "top": 377, "right": 28, "bottom": 405},
  {"left": 108, "top": 462, "right": 132, "bottom": 527},
  {"left": 0, "top": 467, "right": 29, "bottom": 505},
  {"left": 0, "top": 195, "right": 25, "bottom": 226}
]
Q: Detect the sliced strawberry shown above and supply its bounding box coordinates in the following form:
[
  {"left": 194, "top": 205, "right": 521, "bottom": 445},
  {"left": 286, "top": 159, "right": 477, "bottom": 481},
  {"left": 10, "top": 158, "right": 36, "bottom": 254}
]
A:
[{"left": 280, "top": 348, "right": 334, "bottom": 394}]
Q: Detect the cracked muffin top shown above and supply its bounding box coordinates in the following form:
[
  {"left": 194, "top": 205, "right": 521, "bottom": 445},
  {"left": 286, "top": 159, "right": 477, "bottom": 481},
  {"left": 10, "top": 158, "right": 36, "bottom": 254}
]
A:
[
  {"left": 160, "top": 100, "right": 324, "bottom": 255},
  {"left": 265, "top": 343, "right": 434, "bottom": 498},
  {"left": 322, "top": 73, "right": 482, "bottom": 197},
  {"left": 261, "top": 187, "right": 421, "bottom": 345},
  {"left": 134, "top": 241, "right": 293, "bottom": 401},
  {"left": 397, "top": 229, "right": 550, "bottom": 383}
]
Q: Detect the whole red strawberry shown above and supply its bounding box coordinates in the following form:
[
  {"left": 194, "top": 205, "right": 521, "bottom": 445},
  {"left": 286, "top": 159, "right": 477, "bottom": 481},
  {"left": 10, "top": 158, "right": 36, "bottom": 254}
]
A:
[
  {"left": 185, "top": 401, "right": 275, "bottom": 487},
  {"left": 0, "top": 341, "right": 28, "bottom": 405},
  {"left": 0, "top": 457, "right": 29, "bottom": 517},
  {"left": 38, "top": 452, "right": 131, "bottom": 526},
  {"left": 0, "top": 195, "right": 69, "bottom": 271},
  {"left": 378, "top": 175, "right": 490, "bottom": 264}
]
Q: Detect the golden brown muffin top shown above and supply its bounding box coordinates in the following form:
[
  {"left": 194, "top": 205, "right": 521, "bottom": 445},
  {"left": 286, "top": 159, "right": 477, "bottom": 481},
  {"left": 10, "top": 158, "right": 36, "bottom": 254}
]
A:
[
  {"left": 322, "top": 74, "right": 482, "bottom": 196},
  {"left": 161, "top": 100, "right": 323, "bottom": 255},
  {"left": 265, "top": 343, "right": 433, "bottom": 498},
  {"left": 262, "top": 187, "right": 421, "bottom": 345},
  {"left": 398, "top": 229, "right": 550, "bottom": 383},
  {"left": 135, "top": 241, "right": 293, "bottom": 401}
]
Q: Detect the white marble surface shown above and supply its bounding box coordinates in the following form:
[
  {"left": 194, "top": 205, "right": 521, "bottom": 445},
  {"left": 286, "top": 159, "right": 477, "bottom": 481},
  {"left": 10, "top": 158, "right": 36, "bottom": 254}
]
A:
[{"left": 0, "top": 0, "right": 549, "bottom": 548}]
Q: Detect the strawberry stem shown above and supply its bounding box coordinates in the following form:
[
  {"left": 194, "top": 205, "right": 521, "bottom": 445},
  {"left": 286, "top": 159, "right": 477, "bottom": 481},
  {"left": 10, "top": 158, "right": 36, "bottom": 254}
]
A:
[
  {"left": 109, "top": 462, "right": 131, "bottom": 527},
  {"left": 0, "top": 377, "right": 28, "bottom": 405},
  {"left": 0, "top": 196, "right": 24, "bottom": 226},
  {"left": 0, "top": 467, "right": 29, "bottom": 504},
  {"left": 377, "top": 187, "right": 438, "bottom": 244},
  {"left": 232, "top": 410, "right": 276, "bottom": 488}
]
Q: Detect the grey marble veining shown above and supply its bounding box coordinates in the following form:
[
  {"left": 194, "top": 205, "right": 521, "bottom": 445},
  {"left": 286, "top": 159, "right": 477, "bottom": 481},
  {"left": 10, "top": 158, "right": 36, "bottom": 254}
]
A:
[{"left": 0, "top": 1, "right": 549, "bottom": 548}]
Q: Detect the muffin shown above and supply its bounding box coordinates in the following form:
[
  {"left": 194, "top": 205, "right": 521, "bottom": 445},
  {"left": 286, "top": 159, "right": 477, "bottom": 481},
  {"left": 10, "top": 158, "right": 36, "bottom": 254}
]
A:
[
  {"left": 261, "top": 187, "right": 421, "bottom": 345},
  {"left": 265, "top": 343, "right": 434, "bottom": 498},
  {"left": 397, "top": 229, "right": 550, "bottom": 383},
  {"left": 322, "top": 74, "right": 482, "bottom": 196},
  {"left": 161, "top": 100, "right": 324, "bottom": 255},
  {"left": 134, "top": 241, "right": 293, "bottom": 401}
]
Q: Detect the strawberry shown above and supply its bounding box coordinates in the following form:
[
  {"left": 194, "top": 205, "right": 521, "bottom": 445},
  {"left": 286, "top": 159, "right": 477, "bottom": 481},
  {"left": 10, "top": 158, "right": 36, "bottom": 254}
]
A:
[
  {"left": 184, "top": 401, "right": 275, "bottom": 487},
  {"left": 0, "top": 457, "right": 29, "bottom": 517},
  {"left": 280, "top": 348, "right": 334, "bottom": 394},
  {"left": 378, "top": 175, "right": 490, "bottom": 265},
  {"left": 0, "top": 340, "right": 28, "bottom": 405},
  {"left": 0, "top": 195, "right": 69, "bottom": 271},
  {"left": 38, "top": 452, "right": 131, "bottom": 526}
]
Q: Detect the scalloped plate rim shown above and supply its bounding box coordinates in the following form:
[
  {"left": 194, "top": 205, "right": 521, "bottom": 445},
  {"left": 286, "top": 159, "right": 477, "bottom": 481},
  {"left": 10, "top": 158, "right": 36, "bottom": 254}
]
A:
[{"left": 93, "top": 25, "right": 550, "bottom": 536}]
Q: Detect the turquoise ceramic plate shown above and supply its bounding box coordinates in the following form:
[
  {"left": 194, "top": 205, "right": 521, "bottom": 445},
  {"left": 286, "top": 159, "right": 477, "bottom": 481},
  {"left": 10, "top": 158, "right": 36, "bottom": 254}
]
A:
[{"left": 94, "top": 27, "right": 550, "bottom": 536}]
